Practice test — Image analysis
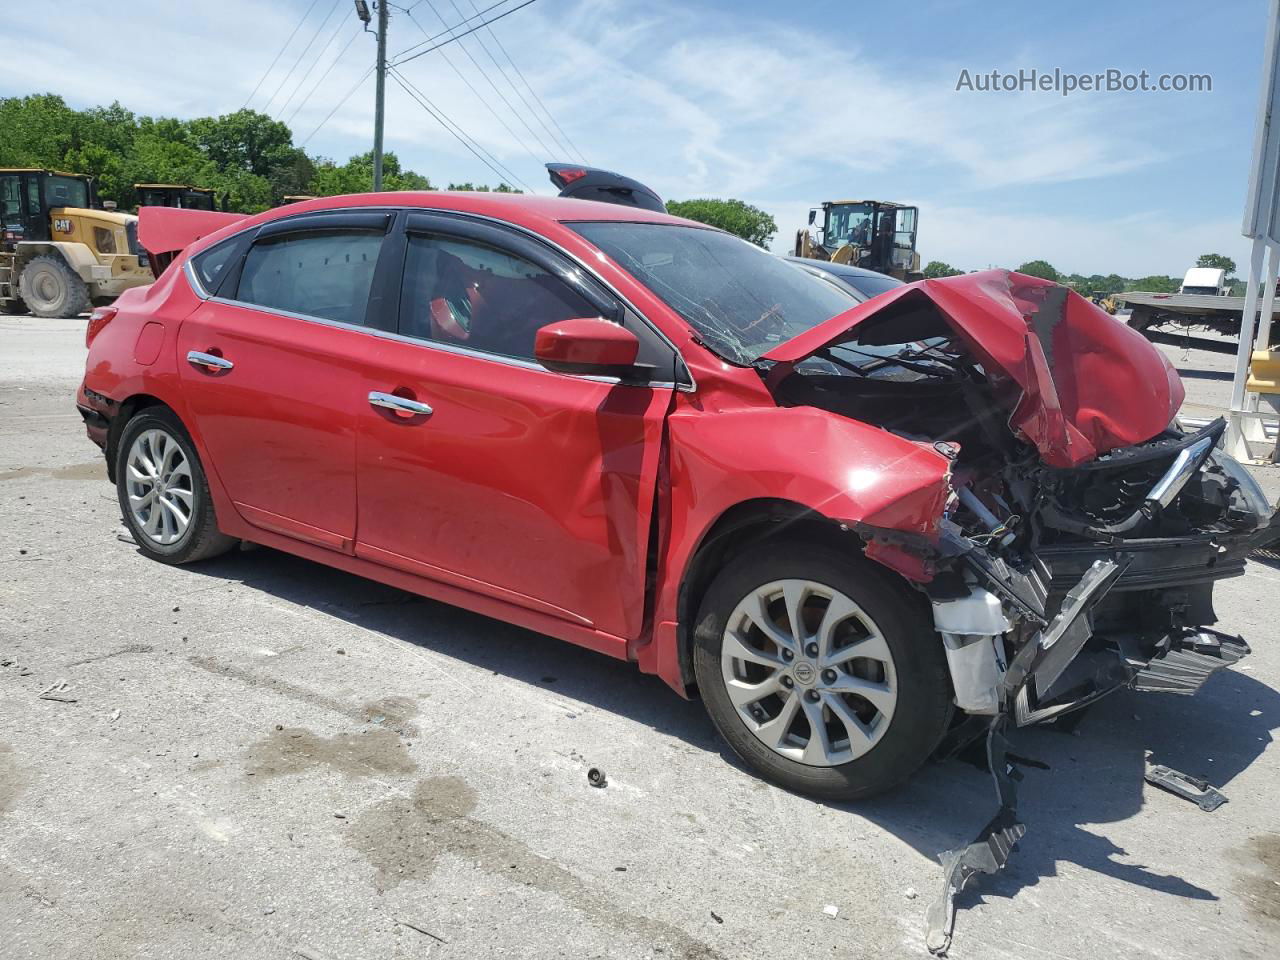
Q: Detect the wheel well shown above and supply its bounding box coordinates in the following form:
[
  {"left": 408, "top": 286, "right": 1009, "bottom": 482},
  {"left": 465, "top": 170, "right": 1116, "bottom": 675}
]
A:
[
  {"left": 105, "top": 394, "right": 168, "bottom": 483},
  {"left": 675, "top": 499, "right": 867, "bottom": 695}
]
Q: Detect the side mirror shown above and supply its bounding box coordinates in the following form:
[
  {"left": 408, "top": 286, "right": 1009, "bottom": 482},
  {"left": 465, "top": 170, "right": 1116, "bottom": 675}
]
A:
[
  {"left": 534, "top": 316, "right": 640, "bottom": 376},
  {"left": 808, "top": 209, "right": 817, "bottom": 225}
]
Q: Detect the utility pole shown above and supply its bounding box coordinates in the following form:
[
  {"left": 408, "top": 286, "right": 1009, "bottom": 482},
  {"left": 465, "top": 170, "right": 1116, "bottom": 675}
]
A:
[{"left": 372, "top": 0, "right": 389, "bottom": 191}]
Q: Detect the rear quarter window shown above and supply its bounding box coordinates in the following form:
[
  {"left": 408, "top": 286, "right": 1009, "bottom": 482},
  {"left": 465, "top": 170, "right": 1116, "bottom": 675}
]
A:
[{"left": 190, "top": 238, "right": 242, "bottom": 295}]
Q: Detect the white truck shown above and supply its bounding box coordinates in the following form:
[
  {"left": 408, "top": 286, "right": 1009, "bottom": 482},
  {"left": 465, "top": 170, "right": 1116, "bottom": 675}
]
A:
[{"left": 1179, "top": 266, "right": 1230, "bottom": 296}]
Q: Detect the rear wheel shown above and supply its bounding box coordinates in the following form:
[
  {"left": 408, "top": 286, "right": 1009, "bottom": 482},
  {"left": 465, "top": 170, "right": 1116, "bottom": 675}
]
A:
[
  {"left": 18, "top": 255, "right": 91, "bottom": 319},
  {"left": 692, "top": 541, "right": 951, "bottom": 800},
  {"left": 115, "top": 408, "right": 237, "bottom": 564}
]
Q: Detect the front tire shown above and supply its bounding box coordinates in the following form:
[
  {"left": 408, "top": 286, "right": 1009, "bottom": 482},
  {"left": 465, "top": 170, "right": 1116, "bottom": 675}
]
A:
[
  {"left": 115, "top": 408, "right": 237, "bottom": 564},
  {"left": 692, "top": 541, "right": 951, "bottom": 800},
  {"left": 18, "top": 255, "right": 91, "bottom": 319}
]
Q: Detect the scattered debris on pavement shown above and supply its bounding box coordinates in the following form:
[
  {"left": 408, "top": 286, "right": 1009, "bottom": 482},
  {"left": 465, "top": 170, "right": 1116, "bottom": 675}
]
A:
[
  {"left": 38, "top": 680, "right": 77, "bottom": 703},
  {"left": 396, "top": 919, "right": 447, "bottom": 943},
  {"left": 925, "top": 719, "right": 1029, "bottom": 957},
  {"left": 587, "top": 767, "right": 607, "bottom": 788},
  {"left": 822, "top": 904, "right": 839, "bottom": 918},
  {"left": 1144, "top": 763, "right": 1228, "bottom": 811}
]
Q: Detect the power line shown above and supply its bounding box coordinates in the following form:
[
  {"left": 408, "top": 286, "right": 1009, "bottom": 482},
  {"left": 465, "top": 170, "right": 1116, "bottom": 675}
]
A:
[
  {"left": 285, "top": 26, "right": 366, "bottom": 128},
  {"left": 464, "top": 0, "right": 587, "bottom": 163},
  {"left": 389, "top": 67, "right": 535, "bottom": 192},
  {"left": 242, "top": 0, "right": 323, "bottom": 109},
  {"left": 391, "top": 0, "right": 539, "bottom": 68},
  {"left": 264, "top": 0, "right": 344, "bottom": 114},
  {"left": 402, "top": 7, "right": 546, "bottom": 169},
  {"left": 301, "top": 64, "right": 375, "bottom": 147},
  {"left": 392, "top": 0, "right": 516, "bottom": 60},
  {"left": 444, "top": 0, "right": 567, "bottom": 161},
  {"left": 416, "top": 1, "right": 556, "bottom": 159},
  {"left": 276, "top": 12, "right": 352, "bottom": 121}
]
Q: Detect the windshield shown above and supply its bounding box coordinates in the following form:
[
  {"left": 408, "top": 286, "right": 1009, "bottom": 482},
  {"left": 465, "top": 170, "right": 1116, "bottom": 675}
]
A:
[
  {"left": 824, "top": 203, "right": 873, "bottom": 248},
  {"left": 44, "top": 175, "right": 90, "bottom": 209},
  {"left": 569, "top": 222, "right": 857, "bottom": 364}
]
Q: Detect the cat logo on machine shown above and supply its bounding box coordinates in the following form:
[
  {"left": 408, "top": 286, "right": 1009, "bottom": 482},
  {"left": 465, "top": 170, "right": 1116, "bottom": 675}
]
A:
[{"left": 53, "top": 218, "right": 73, "bottom": 234}]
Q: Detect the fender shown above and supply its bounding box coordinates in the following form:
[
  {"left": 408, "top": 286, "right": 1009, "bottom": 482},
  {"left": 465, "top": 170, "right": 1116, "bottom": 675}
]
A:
[
  {"left": 639, "top": 402, "right": 954, "bottom": 694},
  {"left": 16, "top": 240, "right": 100, "bottom": 281}
]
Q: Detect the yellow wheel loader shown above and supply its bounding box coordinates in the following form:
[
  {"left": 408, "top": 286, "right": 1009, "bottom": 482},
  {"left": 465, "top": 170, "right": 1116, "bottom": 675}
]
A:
[
  {"left": 794, "top": 199, "right": 923, "bottom": 282},
  {"left": 1, "top": 169, "right": 153, "bottom": 318}
]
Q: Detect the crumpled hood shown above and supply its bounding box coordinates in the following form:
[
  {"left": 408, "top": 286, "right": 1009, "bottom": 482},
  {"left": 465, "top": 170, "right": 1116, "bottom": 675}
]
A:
[{"left": 762, "top": 269, "right": 1184, "bottom": 468}]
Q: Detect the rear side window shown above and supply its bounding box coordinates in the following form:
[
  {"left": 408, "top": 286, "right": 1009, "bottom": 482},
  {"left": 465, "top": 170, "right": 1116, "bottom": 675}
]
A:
[{"left": 236, "top": 230, "right": 384, "bottom": 325}]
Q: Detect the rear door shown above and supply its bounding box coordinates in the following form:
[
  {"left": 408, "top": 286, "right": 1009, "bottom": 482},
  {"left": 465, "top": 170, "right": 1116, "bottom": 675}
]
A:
[
  {"left": 177, "top": 209, "right": 394, "bottom": 551},
  {"left": 355, "top": 213, "right": 680, "bottom": 639}
]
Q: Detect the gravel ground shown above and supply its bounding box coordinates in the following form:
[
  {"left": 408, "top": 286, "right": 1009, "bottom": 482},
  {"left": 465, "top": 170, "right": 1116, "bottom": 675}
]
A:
[{"left": 1, "top": 313, "right": 1278, "bottom": 960}]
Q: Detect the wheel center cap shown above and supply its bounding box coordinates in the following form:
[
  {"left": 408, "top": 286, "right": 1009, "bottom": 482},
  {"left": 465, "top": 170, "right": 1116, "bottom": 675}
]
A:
[{"left": 792, "top": 660, "right": 817, "bottom": 687}]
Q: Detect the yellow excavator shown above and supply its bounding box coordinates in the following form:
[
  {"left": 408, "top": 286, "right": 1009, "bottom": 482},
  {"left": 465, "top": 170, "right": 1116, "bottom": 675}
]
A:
[
  {"left": 794, "top": 199, "right": 923, "bottom": 281},
  {"left": 1, "top": 169, "right": 153, "bottom": 318}
]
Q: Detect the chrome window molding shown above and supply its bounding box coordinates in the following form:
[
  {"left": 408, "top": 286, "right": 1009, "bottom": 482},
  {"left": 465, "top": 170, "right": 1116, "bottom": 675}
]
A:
[
  {"left": 184, "top": 257, "right": 212, "bottom": 300},
  {"left": 180, "top": 203, "right": 697, "bottom": 392}
]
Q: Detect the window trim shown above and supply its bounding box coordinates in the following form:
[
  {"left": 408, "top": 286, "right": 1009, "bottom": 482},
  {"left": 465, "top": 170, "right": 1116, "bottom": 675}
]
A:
[{"left": 181, "top": 205, "right": 694, "bottom": 391}]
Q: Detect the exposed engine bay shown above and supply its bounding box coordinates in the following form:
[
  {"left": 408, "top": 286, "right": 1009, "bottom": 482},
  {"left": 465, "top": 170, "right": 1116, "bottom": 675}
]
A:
[{"left": 761, "top": 271, "right": 1279, "bottom": 955}]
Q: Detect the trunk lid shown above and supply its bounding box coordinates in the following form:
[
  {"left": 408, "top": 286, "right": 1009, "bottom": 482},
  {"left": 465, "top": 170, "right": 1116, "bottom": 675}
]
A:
[{"left": 762, "top": 269, "right": 1184, "bottom": 468}]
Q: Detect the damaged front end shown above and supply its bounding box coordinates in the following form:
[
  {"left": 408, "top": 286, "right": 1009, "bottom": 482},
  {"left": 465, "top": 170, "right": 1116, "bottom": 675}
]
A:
[{"left": 762, "top": 269, "right": 1279, "bottom": 954}]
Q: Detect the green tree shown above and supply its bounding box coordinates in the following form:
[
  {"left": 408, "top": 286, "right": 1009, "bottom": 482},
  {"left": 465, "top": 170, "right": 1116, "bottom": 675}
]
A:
[
  {"left": 309, "top": 152, "right": 432, "bottom": 195},
  {"left": 1016, "top": 259, "right": 1060, "bottom": 282},
  {"left": 666, "top": 198, "right": 777, "bottom": 248},
  {"left": 447, "top": 182, "right": 520, "bottom": 193},
  {"left": 1196, "top": 253, "right": 1237, "bottom": 277},
  {"left": 1129, "top": 274, "right": 1181, "bottom": 293},
  {"left": 923, "top": 260, "right": 962, "bottom": 278}
]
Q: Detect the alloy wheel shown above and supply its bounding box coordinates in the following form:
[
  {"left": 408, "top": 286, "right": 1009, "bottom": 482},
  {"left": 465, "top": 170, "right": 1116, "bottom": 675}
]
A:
[
  {"left": 720, "top": 578, "right": 898, "bottom": 767},
  {"left": 125, "top": 428, "right": 194, "bottom": 545}
]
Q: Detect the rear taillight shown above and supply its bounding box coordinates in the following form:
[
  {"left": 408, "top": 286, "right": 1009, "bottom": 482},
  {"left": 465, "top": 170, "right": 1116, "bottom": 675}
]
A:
[
  {"left": 552, "top": 167, "right": 587, "bottom": 186},
  {"left": 86, "top": 306, "right": 118, "bottom": 348}
]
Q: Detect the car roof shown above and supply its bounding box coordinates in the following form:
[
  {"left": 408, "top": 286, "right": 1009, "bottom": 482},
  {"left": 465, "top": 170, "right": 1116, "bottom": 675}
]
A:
[{"left": 265, "top": 190, "right": 700, "bottom": 229}]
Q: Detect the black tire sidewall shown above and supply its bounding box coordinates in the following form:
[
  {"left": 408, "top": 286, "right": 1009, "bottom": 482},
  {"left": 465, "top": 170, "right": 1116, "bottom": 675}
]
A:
[
  {"left": 693, "top": 542, "right": 952, "bottom": 800},
  {"left": 115, "top": 410, "right": 215, "bottom": 564}
]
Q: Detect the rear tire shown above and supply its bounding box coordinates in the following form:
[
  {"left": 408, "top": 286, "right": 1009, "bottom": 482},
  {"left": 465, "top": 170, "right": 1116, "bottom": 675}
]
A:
[
  {"left": 692, "top": 541, "right": 951, "bottom": 800},
  {"left": 18, "top": 255, "right": 91, "bottom": 319},
  {"left": 115, "top": 407, "right": 237, "bottom": 565}
]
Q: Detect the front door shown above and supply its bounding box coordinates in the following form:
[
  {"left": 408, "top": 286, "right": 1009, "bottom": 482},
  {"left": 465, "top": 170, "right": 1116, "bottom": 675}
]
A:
[
  {"left": 355, "top": 215, "right": 677, "bottom": 639},
  {"left": 177, "top": 211, "right": 393, "bottom": 551}
]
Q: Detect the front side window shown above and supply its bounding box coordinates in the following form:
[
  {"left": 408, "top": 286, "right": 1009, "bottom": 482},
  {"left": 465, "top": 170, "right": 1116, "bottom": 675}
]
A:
[
  {"left": 0, "top": 175, "right": 21, "bottom": 230},
  {"left": 44, "top": 175, "right": 89, "bottom": 209},
  {"left": 570, "top": 222, "right": 856, "bottom": 365},
  {"left": 236, "top": 230, "right": 384, "bottom": 325},
  {"left": 399, "top": 233, "right": 597, "bottom": 361}
]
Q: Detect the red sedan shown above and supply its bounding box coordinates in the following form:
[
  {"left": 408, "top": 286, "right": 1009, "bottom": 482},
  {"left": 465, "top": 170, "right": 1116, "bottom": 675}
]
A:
[{"left": 77, "top": 192, "right": 1275, "bottom": 800}]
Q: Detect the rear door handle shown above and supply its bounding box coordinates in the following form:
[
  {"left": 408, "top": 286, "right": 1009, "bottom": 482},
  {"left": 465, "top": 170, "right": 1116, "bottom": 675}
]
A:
[
  {"left": 187, "top": 350, "right": 234, "bottom": 372},
  {"left": 368, "top": 391, "right": 433, "bottom": 416}
]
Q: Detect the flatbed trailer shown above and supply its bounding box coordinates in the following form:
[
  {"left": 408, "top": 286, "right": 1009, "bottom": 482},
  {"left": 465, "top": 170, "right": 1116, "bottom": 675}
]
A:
[{"left": 1115, "top": 290, "right": 1280, "bottom": 354}]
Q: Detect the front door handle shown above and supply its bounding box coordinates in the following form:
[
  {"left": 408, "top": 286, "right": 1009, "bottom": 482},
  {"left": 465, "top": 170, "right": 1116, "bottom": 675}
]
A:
[
  {"left": 368, "top": 391, "right": 433, "bottom": 417},
  {"left": 187, "top": 350, "right": 234, "bottom": 372}
]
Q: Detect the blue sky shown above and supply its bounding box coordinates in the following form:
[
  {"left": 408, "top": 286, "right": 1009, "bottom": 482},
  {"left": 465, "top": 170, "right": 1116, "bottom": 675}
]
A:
[{"left": 3, "top": 0, "right": 1270, "bottom": 276}]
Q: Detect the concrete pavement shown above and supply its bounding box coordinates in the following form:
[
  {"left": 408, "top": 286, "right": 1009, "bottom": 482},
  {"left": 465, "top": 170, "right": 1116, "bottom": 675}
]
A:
[{"left": 1, "top": 313, "right": 1278, "bottom": 960}]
